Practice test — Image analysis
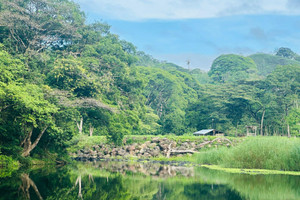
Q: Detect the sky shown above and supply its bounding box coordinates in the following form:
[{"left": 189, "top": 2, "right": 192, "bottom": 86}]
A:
[{"left": 74, "top": 0, "right": 300, "bottom": 70}]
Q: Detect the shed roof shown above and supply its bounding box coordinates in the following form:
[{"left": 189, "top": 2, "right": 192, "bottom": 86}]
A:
[{"left": 193, "top": 129, "right": 214, "bottom": 135}]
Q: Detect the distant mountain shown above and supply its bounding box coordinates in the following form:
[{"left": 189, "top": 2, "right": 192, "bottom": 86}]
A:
[{"left": 248, "top": 53, "right": 300, "bottom": 76}]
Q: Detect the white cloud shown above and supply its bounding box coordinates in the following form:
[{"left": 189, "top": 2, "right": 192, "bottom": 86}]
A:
[{"left": 75, "top": 0, "right": 298, "bottom": 21}]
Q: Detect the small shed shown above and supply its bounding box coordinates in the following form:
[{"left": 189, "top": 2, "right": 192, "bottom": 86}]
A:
[{"left": 193, "top": 129, "right": 224, "bottom": 136}]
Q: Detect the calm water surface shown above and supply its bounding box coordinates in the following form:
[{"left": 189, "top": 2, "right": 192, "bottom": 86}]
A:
[{"left": 0, "top": 161, "right": 299, "bottom": 200}]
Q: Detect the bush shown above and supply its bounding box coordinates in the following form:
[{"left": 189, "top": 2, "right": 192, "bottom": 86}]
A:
[{"left": 0, "top": 155, "right": 19, "bottom": 177}]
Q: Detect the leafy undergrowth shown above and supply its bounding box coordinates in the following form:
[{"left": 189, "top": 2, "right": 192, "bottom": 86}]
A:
[
  {"left": 196, "top": 137, "right": 300, "bottom": 171},
  {"left": 0, "top": 155, "right": 19, "bottom": 178},
  {"left": 66, "top": 135, "right": 106, "bottom": 153}
]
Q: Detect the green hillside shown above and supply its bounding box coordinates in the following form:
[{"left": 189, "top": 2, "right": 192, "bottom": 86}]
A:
[{"left": 249, "top": 53, "right": 300, "bottom": 76}]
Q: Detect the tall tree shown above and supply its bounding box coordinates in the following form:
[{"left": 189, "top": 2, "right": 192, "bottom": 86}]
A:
[{"left": 0, "top": 0, "right": 84, "bottom": 54}]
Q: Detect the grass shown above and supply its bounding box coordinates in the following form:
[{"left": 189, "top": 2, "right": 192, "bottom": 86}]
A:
[
  {"left": 67, "top": 135, "right": 106, "bottom": 153},
  {"left": 195, "top": 136, "right": 300, "bottom": 171}
]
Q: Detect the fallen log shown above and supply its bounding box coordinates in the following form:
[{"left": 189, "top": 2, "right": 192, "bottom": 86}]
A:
[
  {"left": 198, "top": 137, "right": 232, "bottom": 148},
  {"left": 166, "top": 137, "right": 233, "bottom": 158}
]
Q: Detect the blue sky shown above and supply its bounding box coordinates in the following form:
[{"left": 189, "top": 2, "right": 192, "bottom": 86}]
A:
[{"left": 74, "top": 0, "right": 300, "bottom": 70}]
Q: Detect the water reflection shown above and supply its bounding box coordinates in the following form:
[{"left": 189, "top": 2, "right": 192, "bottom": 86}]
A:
[
  {"left": 0, "top": 161, "right": 299, "bottom": 200},
  {"left": 91, "top": 161, "right": 195, "bottom": 177}
]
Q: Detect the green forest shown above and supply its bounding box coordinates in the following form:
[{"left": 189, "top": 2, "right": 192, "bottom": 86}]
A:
[{"left": 0, "top": 0, "right": 299, "bottom": 162}]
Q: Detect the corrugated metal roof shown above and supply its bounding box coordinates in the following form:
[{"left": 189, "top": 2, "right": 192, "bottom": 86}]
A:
[{"left": 193, "top": 129, "right": 214, "bottom": 135}]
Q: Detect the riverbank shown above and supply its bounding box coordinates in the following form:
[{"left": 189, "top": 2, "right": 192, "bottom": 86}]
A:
[{"left": 69, "top": 135, "right": 300, "bottom": 172}]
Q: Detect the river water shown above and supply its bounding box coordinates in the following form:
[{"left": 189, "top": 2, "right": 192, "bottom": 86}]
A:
[{"left": 0, "top": 160, "right": 299, "bottom": 200}]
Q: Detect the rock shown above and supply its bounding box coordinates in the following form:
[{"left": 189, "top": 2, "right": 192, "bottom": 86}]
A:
[
  {"left": 151, "top": 150, "right": 160, "bottom": 157},
  {"left": 159, "top": 143, "right": 169, "bottom": 150},
  {"left": 171, "top": 142, "right": 177, "bottom": 148},
  {"left": 149, "top": 143, "right": 157, "bottom": 148},
  {"left": 137, "top": 143, "right": 146, "bottom": 150},
  {"left": 117, "top": 149, "right": 126, "bottom": 156},
  {"left": 178, "top": 146, "right": 186, "bottom": 150},
  {"left": 182, "top": 142, "right": 189, "bottom": 147},
  {"left": 154, "top": 146, "right": 160, "bottom": 151},
  {"left": 111, "top": 151, "right": 117, "bottom": 156},
  {"left": 93, "top": 145, "right": 99, "bottom": 149},
  {"left": 143, "top": 152, "right": 151, "bottom": 158},
  {"left": 127, "top": 145, "right": 136, "bottom": 152},
  {"left": 151, "top": 137, "right": 160, "bottom": 142},
  {"left": 90, "top": 150, "right": 97, "bottom": 155},
  {"left": 97, "top": 152, "right": 103, "bottom": 157},
  {"left": 140, "top": 148, "right": 145, "bottom": 153}
]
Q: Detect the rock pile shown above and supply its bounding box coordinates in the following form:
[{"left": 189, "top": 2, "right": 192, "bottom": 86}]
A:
[{"left": 71, "top": 137, "right": 232, "bottom": 160}]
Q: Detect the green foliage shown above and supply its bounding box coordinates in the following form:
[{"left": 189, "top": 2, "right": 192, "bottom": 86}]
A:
[
  {"left": 0, "top": 49, "right": 27, "bottom": 83},
  {"left": 107, "top": 119, "right": 126, "bottom": 146},
  {"left": 67, "top": 135, "right": 105, "bottom": 153},
  {"left": 287, "top": 108, "right": 300, "bottom": 136},
  {"left": 190, "top": 68, "right": 211, "bottom": 84},
  {"left": 276, "top": 47, "right": 297, "bottom": 59},
  {"left": 0, "top": 0, "right": 85, "bottom": 53},
  {"left": 135, "top": 66, "right": 198, "bottom": 135},
  {"left": 209, "top": 54, "right": 258, "bottom": 83},
  {"left": 0, "top": 155, "right": 19, "bottom": 174},
  {"left": 48, "top": 57, "right": 97, "bottom": 97}
]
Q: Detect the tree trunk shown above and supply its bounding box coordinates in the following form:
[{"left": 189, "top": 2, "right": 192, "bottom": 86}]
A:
[
  {"left": 287, "top": 123, "right": 291, "bottom": 138},
  {"left": 76, "top": 117, "right": 83, "bottom": 134},
  {"left": 89, "top": 124, "right": 94, "bottom": 137},
  {"left": 260, "top": 110, "right": 265, "bottom": 136},
  {"left": 21, "top": 125, "right": 49, "bottom": 157},
  {"left": 75, "top": 176, "right": 82, "bottom": 199},
  {"left": 20, "top": 173, "right": 43, "bottom": 200}
]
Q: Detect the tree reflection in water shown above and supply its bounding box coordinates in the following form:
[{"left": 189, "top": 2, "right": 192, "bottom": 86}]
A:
[
  {"left": 0, "top": 161, "right": 299, "bottom": 200},
  {"left": 20, "top": 173, "right": 43, "bottom": 200}
]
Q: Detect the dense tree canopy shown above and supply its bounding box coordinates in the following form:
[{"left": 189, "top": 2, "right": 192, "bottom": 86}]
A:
[{"left": 209, "top": 54, "right": 258, "bottom": 83}]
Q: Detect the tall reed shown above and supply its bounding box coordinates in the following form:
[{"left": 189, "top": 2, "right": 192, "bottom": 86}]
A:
[{"left": 195, "top": 137, "right": 300, "bottom": 171}]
